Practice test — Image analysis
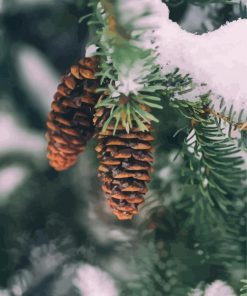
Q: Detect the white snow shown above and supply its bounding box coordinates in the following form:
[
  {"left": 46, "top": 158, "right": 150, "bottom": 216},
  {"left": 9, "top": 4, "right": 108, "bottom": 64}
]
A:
[
  {"left": 145, "top": 1, "right": 247, "bottom": 115},
  {"left": 0, "top": 291, "right": 10, "bottom": 296},
  {"left": 117, "top": 60, "right": 150, "bottom": 95},
  {"left": 85, "top": 44, "right": 99, "bottom": 57},
  {"left": 16, "top": 45, "right": 59, "bottom": 115},
  {"left": 73, "top": 264, "right": 118, "bottom": 296},
  {"left": 116, "top": 0, "right": 247, "bottom": 119},
  {"left": 204, "top": 280, "right": 236, "bottom": 296},
  {"left": 0, "top": 166, "right": 29, "bottom": 201},
  {"left": 0, "top": 112, "right": 46, "bottom": 158},
  {"left": 6, "top": 243, "right": 68, "bottom": 296},
  {"left": 189, "top": 280, "right": 236, "bottom": 296}
]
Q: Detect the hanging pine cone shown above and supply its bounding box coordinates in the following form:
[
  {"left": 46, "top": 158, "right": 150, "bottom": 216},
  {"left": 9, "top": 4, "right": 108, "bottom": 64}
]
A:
[
  {"left": 94, "top": 107, "right": 155, "bottom": 220},
  {"left": 46, "top": 56, "right": 100, "bottom": 171}
]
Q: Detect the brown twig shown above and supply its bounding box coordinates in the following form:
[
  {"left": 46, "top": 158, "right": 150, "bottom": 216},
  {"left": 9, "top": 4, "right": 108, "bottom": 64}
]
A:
[
  {"left": 204, "top": 107, "right": 247, "bottom": 131},
  {"left": 100, "top": 0, "right": 130, "bottom": 39}
]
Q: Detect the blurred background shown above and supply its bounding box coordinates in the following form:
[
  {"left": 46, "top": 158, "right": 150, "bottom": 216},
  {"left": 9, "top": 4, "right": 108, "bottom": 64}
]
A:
[{"left": 0, "top": 0, "right": 246, "bottom": 295}]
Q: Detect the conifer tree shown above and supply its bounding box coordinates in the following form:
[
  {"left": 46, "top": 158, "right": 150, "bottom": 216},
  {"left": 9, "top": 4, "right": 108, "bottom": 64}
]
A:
[{"left": 0, "top": 0, "right": 246, "bottom": 295}]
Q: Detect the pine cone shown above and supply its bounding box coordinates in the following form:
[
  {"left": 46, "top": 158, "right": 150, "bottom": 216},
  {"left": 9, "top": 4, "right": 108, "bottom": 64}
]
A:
[
  {"left": 94, "top": 108, "right": 154, "bottom": 220},
  {"left": 46, "top": 56, "right": 100, "bottom": 171}
]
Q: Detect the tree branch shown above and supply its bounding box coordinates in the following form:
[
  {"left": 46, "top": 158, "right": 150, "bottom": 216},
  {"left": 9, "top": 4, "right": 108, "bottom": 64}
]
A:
[{"left": 205, "top": 107, "right": 247, "bottom": 131}]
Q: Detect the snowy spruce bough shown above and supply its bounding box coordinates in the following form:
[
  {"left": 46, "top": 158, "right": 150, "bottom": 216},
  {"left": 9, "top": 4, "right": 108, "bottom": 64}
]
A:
[
  {"left": 82, "top": 0, "right": 246, "bottom": 294},
  {"left": 87, "top": 0, "right": 247, "bottom": 209},
  {"left": 45, "top": 0, "right": 247, "bottom": 294}
]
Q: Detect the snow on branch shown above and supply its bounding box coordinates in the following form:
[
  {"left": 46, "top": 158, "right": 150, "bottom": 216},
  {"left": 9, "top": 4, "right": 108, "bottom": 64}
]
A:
[{"left": 115, "top": 0, "right": 247, "bottom": 120}]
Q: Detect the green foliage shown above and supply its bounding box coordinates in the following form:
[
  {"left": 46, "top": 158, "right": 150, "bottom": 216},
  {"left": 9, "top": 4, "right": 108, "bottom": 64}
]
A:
[
  {"left": 241, "top": 280, "right": 247, "bottom": 296},
  {"left": 240, "top": 130, "right": 247, "bottom": 150},
  {"left": 83, "top": 3, "right": 247, "bottom": 294},
  {"left": 1, "top": 0, "right": 246, "bottom": 295},
  {"left": 120, "top": 241, "right": 187, "bottom": 296},
  {"left": 184, "top": 119, "right": 244, "bottom": 213},
  {"left": 119, "top": 99, "right": 246, "bottom": 295},
  {"left": 82, "top": 0, "right": 165, "bottom": 132},
  {"left": 172, "top": 99, "right": 246, "bottom": 241}
]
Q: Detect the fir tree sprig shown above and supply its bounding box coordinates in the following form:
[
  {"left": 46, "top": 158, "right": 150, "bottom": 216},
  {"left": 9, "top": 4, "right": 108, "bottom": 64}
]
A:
[
  {"left": 177, "top": 100, "right": 246, "bottom": 214},
  {"left": 240, "top": 279, "right": 247, "bottom": 296},
  {"left": 86, "top": 0, "right": 164, "bottom": 132},
  {"left": 85, "top": 0, "right": 247, "bottom": 138}
]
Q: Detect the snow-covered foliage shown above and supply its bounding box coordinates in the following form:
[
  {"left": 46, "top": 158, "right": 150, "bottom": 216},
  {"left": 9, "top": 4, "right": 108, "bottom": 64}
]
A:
[
  {"left": 0, "top": 111, "right": 46, "bottom": 159},
  {"left": 189, "top": 280, "right": 236, "bottom": 296},
  {"left": 116, "top": 0, "right": 247, "bottom": 119},
  {"left": 116, "top": 60, "right": 151, "bottom": 95},
  {"left": 0, "top": 166, "right": 29, "bottom": 202},
  {"left": 86, "top": 44, "right": 99, "bottom": 57},
  {"left": 73, "top": 264, "right": 118, "bottom": 296},
  {"left": 204, "top": 280, "right": 236, "bottom": 296},
  {"left": 16, "top": 45, "right": 59, "bottom": 114}
]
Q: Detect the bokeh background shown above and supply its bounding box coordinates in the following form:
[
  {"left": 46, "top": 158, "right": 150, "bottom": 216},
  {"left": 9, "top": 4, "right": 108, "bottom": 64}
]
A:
[{"left": 0, "top": 1, "right": 246, "bottom": 295}]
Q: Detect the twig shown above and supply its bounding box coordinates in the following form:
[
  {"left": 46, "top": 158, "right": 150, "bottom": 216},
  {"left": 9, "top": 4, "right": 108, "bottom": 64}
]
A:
[
  {"left": 205, "top": 107, "right": 247, "bottom": 131},
  {"left": 100, "top": 0, "right": 130, "bottom": 39}
]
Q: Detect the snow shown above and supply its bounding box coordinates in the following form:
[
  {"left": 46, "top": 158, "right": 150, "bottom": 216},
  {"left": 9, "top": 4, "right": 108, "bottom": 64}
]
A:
[
  {"left": 16, "top": 45, "right": 59, "bottom": 115},
  {"left": 190, "top": 280, "right": 236, "bottom": 296},
  {"left": 117, "top": 0, "right": 247, "bottom": 119},
  {"left": 86, "top": 44, "right": 99, "bottom": 57},
  {"left": 144, "top": 1, "right": 247, "bottom": 116},
  {"left": 5, "top": 243, "right": 68, "bottom": 296},
  {"left": 0, "top": 291, "right": 9, "bottom": 296},
  {"left": 0, "top": 166, "right": 29, "bottom": 201},
  {"left": 204, "top": 280, "right": 236, "bottom": 296},
  {"left": 117, "top": 60, "right": 150, "bottom": 95},
  {"left": 73, "top": 264, "right": 118, "bottom": 296},
  {"left": 0, "top": 112, "right": 46, "bottom": 158}
]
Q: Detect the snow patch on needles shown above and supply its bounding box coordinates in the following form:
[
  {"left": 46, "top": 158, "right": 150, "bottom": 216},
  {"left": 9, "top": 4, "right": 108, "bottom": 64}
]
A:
[
  {"left": 117, "top": 60, "right": 150, "bottom": 95},
  {"left": 189, "top": 280, "right": 236, "bottom": 296},
  {"left": 204, "top": 280, "right": 236, "bottom": 296},
  {"left": 103, "top": 0, "right": 159, "bottom": 96},
  {"left": 86, "top": 44, "right": 99, "bottom": 57},
  {"left": 73, "top": 264, "right": 118, "bottom": 296},
  {"left": 122, "top": 0, "right": 247, "bottom": 117}
]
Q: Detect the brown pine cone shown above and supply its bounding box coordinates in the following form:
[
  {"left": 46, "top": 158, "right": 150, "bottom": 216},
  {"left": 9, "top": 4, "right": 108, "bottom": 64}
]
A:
[
  {"left": 94, "top": 108, "right": 155, "bottom": 220},
  {"left": 46, "top": 56, "right": 100, "bottom": 171}
]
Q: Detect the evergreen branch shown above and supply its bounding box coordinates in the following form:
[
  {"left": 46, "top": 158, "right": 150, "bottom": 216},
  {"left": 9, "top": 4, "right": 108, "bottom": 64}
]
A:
[
  {"left": 83, "top": 0, "right": 164, "bottom": 132},
  {"left": 100, "top": 0, "right": 131, "bottom": 39},
  {"left": 119, "top": 97, "right": 246, "bottom": 295},
  {"left": 86, "top": 0, "right": 247, "bottom": 138},
  {"left": 182, "top": 113, "right": 245, "bottom": 214},
  {"left": 120, "top": 241, "right": 186, "bottom": 296},
  {"left": 168, "top": 99, "right": 246, "bottom": 254},
  {"left": 205, "top": 107, "right": 247, "bottom": 130},
  {"left": 240, "top": 279, "right": 247, "bottom": 296}
]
